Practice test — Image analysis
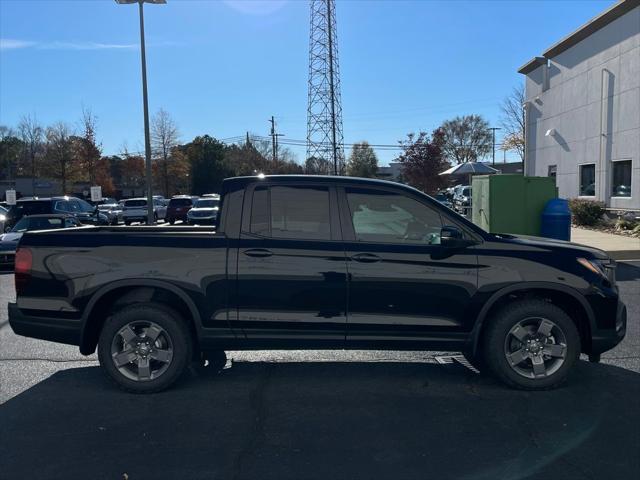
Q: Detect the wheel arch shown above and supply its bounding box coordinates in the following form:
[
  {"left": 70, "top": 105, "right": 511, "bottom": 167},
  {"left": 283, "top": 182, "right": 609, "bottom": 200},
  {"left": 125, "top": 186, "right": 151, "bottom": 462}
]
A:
[
  {"left": 79, "top": 279, "right": 202, "bottom": 355},
  {"left": 470, "top": 282, "right": 596, "bottom": 356}
]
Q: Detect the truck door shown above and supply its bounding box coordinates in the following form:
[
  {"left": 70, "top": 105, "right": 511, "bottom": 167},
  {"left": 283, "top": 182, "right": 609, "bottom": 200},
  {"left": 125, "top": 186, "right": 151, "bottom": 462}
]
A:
[
  {"left": 339, "top": 186, "right": 479, "bottom": 347},
  {"left": 234, "top": 182, "right": 348, "bottom": 343}
]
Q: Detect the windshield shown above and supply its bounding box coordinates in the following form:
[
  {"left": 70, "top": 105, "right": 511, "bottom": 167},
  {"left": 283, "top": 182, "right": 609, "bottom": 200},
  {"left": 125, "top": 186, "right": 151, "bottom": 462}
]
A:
[
  {"left": 169, "top": 198, "right": 193, "bottom": 207},
  {"left": 195, "top": 199, "right": 219, "bottom": 208},
  {"left": 11, "top": 216, "right": 64, "bottom": 232},
  {"left": 76, "top": 199, "right": 95, "bottom": 213},
  {"left": 125, "top": 199, "right": 147, "bottom": 207},
  {"left": 14, "top": 201, "right": 51, "bottom": 215}
]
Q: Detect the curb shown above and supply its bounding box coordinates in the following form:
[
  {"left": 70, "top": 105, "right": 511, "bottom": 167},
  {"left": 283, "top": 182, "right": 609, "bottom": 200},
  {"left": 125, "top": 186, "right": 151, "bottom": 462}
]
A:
[{"left": 608, "top": 251, "right": 640, "bottom": 261}]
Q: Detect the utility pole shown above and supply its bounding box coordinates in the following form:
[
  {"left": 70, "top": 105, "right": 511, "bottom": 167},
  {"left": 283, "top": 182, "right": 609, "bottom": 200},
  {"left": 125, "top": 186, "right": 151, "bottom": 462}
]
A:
[
  {"left": 269, "top": 116, "right": 285, "bottom": 166},
  {"left": 489, "top": 127, "right": 501, "bottom": 166},
  {"left": 269, "top": 116, "right": 276, "bottom": 163}
]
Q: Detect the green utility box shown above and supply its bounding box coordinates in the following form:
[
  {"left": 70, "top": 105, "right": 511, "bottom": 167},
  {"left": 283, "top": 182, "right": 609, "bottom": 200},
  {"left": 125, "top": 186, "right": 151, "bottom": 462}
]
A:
[{"left": 472, "top": 175, "right": 558, "bottom": 235}]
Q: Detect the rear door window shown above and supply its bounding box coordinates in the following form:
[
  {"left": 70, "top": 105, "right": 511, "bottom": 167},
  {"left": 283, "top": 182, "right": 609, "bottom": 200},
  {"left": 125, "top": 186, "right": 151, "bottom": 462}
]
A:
[
  {"left": 16, "top": 201, "right": 52, "bottom": 215},
  {"left": 249, "top": 185, "right": 331, "bottom": 240},
  {"left": 125, "top": 200, "right": 147, "bottom": 208}
]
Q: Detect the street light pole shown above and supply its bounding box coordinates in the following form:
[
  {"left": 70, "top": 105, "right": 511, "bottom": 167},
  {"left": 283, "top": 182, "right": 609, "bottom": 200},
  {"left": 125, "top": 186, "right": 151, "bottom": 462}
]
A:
[
  {"left": 489, "top": 127, "right": 501, "bottom": 166},
  {"left": 115, "top": 0, "right": 166, "bottom": 225},
  {"left": 138, "top": 1, "right": 154, "bottom": 224}
]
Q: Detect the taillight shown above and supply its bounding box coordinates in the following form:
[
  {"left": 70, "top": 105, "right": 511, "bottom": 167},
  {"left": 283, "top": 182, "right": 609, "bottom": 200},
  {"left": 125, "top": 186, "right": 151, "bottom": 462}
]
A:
[{"left": 14, "top": 247, "right": 32, "bottom": 294}]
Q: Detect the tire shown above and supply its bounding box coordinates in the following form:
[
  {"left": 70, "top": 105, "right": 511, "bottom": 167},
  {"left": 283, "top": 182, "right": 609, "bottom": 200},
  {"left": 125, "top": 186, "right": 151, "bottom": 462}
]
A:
[
  {"left": 124, "top": 220, "right": 131, "bottom": 226},
  {"left": 97, "top": 303, "right": 193, "bottom": 393},
  {"left": 483, "top": 300, "right": 580, "bottom": 390},
  {"left": 168, "top": 218, "right": 175, "bottom": 225}
]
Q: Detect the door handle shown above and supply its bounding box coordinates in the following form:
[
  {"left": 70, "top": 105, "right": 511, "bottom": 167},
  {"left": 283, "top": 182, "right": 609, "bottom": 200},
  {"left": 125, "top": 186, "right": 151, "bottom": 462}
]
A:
[
  {"left": 243, "top": 248, "right": 273, "bottom": 258},
  {"left": 351, "top": 253, "right": 381, "bottom": 263}
]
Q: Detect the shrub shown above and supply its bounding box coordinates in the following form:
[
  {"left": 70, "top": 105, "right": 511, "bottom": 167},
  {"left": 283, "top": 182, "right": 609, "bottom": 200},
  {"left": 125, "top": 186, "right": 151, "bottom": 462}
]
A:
[
  {"left": 569, "top": 199, "right": 605, "bottom": 226},
  {"left": 615, "top": 218, "right": 637, "bottom": 231}
]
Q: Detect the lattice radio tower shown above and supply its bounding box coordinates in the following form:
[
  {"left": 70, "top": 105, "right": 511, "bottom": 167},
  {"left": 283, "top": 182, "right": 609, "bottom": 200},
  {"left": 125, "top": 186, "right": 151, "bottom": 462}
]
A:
[{"left": 307, "top": 0, "right": 345, "bottom": 175}]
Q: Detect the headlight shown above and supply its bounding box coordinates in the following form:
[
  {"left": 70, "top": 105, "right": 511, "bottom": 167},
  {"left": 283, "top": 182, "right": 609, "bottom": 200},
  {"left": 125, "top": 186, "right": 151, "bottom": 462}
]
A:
[{"left": 577, "top": 258, "right": 616, "bottom": 284}]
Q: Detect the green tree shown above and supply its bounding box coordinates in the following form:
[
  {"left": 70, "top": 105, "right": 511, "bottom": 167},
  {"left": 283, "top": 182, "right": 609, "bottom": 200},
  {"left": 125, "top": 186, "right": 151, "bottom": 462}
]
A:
[
  {"left": 439, "top": 114, "right": 492, "bottom": 164},
  {"left": 0, "top": 126, "right": 23, "bottom": 181},
  {"left": 183, "top": 135, "right": 233, "bottom": 195},
  {"left": 346, "top": 141, "right": 378, "bottom": 178},
  {"left": 397, "top": 129, "right": 450, "bottom": 194}
]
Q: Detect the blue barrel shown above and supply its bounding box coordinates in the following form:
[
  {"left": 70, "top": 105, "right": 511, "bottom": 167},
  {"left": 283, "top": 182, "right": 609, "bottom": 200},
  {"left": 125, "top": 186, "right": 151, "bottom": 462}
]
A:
[{"left": 541, "top": 198, "right": 571, "bottom": 241}]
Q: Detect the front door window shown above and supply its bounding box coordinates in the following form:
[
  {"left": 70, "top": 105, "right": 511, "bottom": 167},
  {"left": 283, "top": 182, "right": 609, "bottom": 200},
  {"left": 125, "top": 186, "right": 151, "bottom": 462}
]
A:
[{"left": 346, "top": 188, "right": 443, "bottom": 245}]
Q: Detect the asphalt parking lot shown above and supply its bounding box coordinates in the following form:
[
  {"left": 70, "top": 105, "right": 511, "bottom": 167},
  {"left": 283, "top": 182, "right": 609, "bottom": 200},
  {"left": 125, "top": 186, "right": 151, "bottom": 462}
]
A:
[{"left": 1, "top": 262, "right": 639, "bottom": 480}]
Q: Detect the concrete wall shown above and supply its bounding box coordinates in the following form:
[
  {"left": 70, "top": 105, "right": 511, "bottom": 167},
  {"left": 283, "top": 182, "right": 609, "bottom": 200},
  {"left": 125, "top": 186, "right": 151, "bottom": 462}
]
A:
[{"left": 523, "top": 5, "right": 640, "bottom": 210}]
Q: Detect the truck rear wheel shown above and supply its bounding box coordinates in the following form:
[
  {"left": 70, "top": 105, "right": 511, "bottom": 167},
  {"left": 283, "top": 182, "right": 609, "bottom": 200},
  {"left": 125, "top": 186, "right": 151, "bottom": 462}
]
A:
[
  {"left": 483, "top": 300, "right": 580, "bottom": 390},
  {"left": 97, "top": 303, "right": 192, "bottom": 393}
]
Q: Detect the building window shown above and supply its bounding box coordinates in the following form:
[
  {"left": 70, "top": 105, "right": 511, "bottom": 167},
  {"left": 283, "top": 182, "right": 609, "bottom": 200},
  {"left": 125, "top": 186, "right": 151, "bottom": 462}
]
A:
[
  {"left": 611, "top": 160, "right": 631, "bottom": 197},
  {"left": 579, "top": 164, "right": 595, "bottom": 196},
  {"left": 548, "top": 165, "right": 557, "bottom": 178}
]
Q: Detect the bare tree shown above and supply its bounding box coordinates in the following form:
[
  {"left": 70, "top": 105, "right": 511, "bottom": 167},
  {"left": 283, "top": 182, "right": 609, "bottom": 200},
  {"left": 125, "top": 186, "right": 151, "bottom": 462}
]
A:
[
  {"left": 18, "top": 114, "right": 44, "bottom": 194},
  {"left": 151, "top": 108, "right": 180, "bottom": 196},
  {"left": 499, "top": 84, "right": 525, "bottom": 162},
  {"left": 439, "top": 114, "right": 492, "bottom": 164},
  {"left": 44, "top": 122, "right": 76, "bottom": 193},
  {"left": 76, "top": 107, "right": 101, "bottom": 184}
]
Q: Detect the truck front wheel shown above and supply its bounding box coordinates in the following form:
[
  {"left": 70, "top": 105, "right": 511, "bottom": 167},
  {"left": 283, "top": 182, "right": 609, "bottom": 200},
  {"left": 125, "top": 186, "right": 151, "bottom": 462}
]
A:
[
  {"left": 483, "top": 300, "right": 580, "bottom": 390},
  {"left": 97, "top": 303, "right": 193, "bottom": 393}
]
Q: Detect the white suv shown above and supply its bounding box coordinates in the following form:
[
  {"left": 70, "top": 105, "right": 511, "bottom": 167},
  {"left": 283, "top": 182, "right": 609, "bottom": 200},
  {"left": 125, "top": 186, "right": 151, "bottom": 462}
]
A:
[{"left": 122, "top": 198, "right": 167, "bottom": 225}]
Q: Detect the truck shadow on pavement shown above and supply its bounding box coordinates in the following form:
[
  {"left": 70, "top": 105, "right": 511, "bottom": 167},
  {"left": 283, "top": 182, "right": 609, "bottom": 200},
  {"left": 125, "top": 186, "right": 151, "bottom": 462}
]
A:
[
  {"left": 1, "top": 360, "right": 639, "bottom": 480},
  {"left": 617, "top": 261, "right": 640, "bottom": 281}
]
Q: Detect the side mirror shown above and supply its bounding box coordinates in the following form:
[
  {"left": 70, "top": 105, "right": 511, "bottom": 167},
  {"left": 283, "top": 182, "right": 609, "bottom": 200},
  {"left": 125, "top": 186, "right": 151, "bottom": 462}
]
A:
[{"left": 440, "top": 226, "right": 466, "bottom": 248}]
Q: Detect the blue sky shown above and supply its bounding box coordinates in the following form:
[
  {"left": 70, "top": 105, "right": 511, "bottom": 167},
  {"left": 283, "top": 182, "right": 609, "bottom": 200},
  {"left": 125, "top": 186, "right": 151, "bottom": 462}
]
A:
[{"left": 0, "top": 0, "right": 613, "bottom": 165}]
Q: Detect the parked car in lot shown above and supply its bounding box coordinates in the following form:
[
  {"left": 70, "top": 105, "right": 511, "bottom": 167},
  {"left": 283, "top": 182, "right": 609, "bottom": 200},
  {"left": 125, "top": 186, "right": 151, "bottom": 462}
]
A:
[
  {"left": 0, "top": 214, "right": 80, "bottom": 268},
  {"left": 166, "top": 196, "right": 198, "bottom": 224},
  {"left": 4, "top": 196, "right": 108, "bottom": 231},
  {"left": 187, "top": 196, "right": 220, "bottom": 225},
  {"left": 0, "top": 205, "right": 8, "bottom": 233},
  {"left": 8, "top": 175, "right": 626, "bottom": 393},
  {"left": 454, "top": 186, "right": 472, "bottom": 213},
  {"left": 97, "top": 202, "right": 124, "bottom": 225},
  {"left": 122, "top": 198, "right": 167, "bottom": 225},
  {"left": 434, "top": 192, "right": 453, "bottom": 209}
]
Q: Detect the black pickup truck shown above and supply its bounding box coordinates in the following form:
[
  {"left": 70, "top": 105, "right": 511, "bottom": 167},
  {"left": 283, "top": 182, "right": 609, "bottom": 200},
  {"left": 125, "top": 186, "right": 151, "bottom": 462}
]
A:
[{"left": 9, "top": 175, "right": 626, "bottom": 393}]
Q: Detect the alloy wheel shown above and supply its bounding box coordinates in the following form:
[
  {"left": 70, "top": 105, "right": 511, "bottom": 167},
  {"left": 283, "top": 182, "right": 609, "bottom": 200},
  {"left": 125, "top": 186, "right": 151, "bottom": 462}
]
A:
[
  {"left": 503, "top": 317, "right": 568, "bottom": 379},
  {"left": 110, "top": 320, "right": 174, "bottom": 382}
]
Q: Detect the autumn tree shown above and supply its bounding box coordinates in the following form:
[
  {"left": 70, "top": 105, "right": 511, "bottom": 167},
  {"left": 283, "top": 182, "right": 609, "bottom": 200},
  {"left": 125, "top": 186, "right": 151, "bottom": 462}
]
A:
[
  {"left": 43, "top": 122, "right": 77, "bottom": 193},
  {"left": 346, "top": 141, "right": 378, "bottom": 178},
  {"left": 396, "top": 129, "right": 450, "bottom": 194},
  {"left": 499, "top": 84, "right": 525, "bottom": 161},
  {"left": 439, "top": 114, "right": 492, "bottom": 164},
  {"left": 118, "top": 154, "right": 146, "bottom": 196},
  {"left": 151, "top": 108, "right": 180, "bottom": 197},
  {"left": 225, "top": 135, "right": 269, "bottom": 176}
]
